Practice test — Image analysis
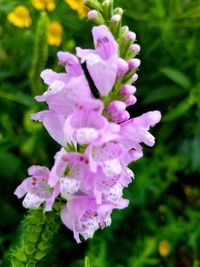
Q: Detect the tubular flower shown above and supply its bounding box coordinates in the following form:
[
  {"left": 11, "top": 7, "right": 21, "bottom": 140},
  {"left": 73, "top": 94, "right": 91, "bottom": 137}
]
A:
[
  {"left": 65, "top": 0, "right": 89, "bottom": 19},
  {"left": 31, "top": 0, "right": 56, "bottom": 11},
  {"left": 15, "top": 3, "right": 161, "bottom": 243},
  {"left": 48, "top": 21, "right": 63, "bottom": 46},
  {"left": 7, "top": 5, "right": 32, "bottom": 28}
]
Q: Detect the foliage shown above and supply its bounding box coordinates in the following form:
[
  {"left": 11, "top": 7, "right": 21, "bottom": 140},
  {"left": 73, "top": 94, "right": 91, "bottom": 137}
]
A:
[{"left": 0, "top": 0, "right": 200, "bottom": 266}]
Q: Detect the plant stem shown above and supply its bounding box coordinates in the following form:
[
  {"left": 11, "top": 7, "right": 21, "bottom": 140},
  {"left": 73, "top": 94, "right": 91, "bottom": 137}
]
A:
[{"left": 10, "top": 207, "right": 61, "bottom": 267}]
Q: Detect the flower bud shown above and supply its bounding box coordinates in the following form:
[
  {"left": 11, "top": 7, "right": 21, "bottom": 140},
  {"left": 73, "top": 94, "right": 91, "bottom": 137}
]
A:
[
  {"left": 125, "top": 31, "right": 136, "bottom": 42},
  {"left": 128, "top": 73, "right": 139, "bottom": 84},
  {"left": 128, "top": 58, "right": 141, "bottom": 70},
  {"left": 87, "top": 10, "right": 105, "bottom": 24},
  {"left": 102, "top": 0, "right": 112, "bottom": 19},
  {"left": 132, "top": 73, "right": 139, "bottom": 82},
  {"left": 110, "top": 14, "right": 121, "bottom": 37},
  {"left": 130, "top": 44, "right": 141, "bottom": 54},
  {"left": 108, "top": 100, "right": 126, "bottom": 115},
  {"left": 117, "top": 58, "right": 129, "bottom": 77},
  {"left": 119, "top": 26, "right": 129, "bottom": 39},
  {"left": 114, "top": 110, "right": 130, "bottom": 123},
  {"left": 113, "top": 7, "right": 124, "bottom": 16},
  {"left": 125, "top": 95, "right": 137, "bottom": 107},
  {"left": 84, "top": 0, "right": 102, "bottom": 11},
  {"left": 120, "top": 85, "right": 137, "bottom": 95},
  {"left": 111, "top": 14, "right": 121, "bottom": 23}
]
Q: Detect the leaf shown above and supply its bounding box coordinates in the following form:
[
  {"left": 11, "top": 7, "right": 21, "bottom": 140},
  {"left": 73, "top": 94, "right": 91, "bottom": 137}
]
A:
[
  {"left": 143, "top": 86, "right": 185, "bottom": 104},
  {"left": 163, "top": 98, "right": 191, "bottom": 121},
  {"left": 84, "top": 256, "right": 92, "bottom": 267},
  {"left": 160, "top": 67, "right": 191, "bottom": 89},
  {"left": 179, "top": 6, "right": 200, "bottom": 18},
  {"left": 0, "top": 91, "right": 34, "bottom": 107},
  {"left": 0, "top": 149, "right": 22, "bottom": 180}
]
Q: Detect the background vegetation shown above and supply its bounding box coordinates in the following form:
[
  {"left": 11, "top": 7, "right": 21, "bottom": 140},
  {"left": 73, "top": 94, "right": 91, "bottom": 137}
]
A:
[{"left": 0, "top": 0, "right": 200, "bottom": 266}]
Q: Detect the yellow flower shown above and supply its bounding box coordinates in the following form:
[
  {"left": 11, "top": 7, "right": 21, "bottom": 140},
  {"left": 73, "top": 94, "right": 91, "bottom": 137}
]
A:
[
  {"left": 65, "top": 0, "right": 89, "bottom": 19},
  {"left": 31, "top": 0, "right": 56, "bottom": 11},
  {"left": 48, "top": 21, "right": 63, "bottom": 46},
  {"left": 7, "top": 5, "right": 32, "bottom": 28},
  {"left": 158, "top": 240, "right": 171, "bottom": 257}
]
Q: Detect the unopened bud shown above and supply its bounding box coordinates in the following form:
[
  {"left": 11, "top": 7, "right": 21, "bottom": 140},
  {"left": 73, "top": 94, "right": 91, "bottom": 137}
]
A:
[
  {"left": 108, "top": 100, "right": 126, "bottom": 115},
  {"left": 84, "top": 0, "right": 102, "bottom": 11},
  {"left": 132, "top": 73, "right": 139, "bottom": 82},
  {"left": 102, "top": 0, "right": 112, "bottom": 19},
  {"left": 130, "top": 44, "right": 141, "bottom": 54},
  {"left": 111, "top": 14, "right": 121, "bottom": 23},
  {"left": 120, "top": 85, "right": 137, "bottom": 95},
  {"left": 128, "top": 58, "right": 141, "bottom": 69},
  {"left": 126, "top": 31, "right": 136, "bottom": 42},
  {"left": 120, "top": 26, "right": 129, "bottom": 38},
  {"left": 113, "top": 7, "right": 124, "bottom": 16},
  {"left": 110, "top": 14, "right": 121, "bottom": 37},
  {"left": 87, "top": 10, "right": 105, "bottom": 24},
  {"left": 114, "top": 110, "right": 130, "bottom": 123},
  {"left": 125, "top": 95, "right": 137, "bottom": 106},
  {"left": 117, "top": 58, "right": 129, "bottom": 77},
  {"left": 88, "top": 10, "right": 98, "bottom": 20}
]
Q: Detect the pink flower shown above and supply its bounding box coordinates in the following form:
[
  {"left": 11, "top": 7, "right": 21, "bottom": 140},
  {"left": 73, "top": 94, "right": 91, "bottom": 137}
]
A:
[
  {"left": 31, "top": 52, "right": 93, "bottom": 145},
  {"left": 64, "top": 99, "right": 107, "bottom": 145},
  {"left": 61, "top": 195, "right": 129, "bottom": 243},
  {"left": 14, "top": 166, "right": 59, "bottom": 211},
  {"left": 48, "top": 148, "right": 89, "bottom": 200},
  {"left": 120, "top": 111, "right": 162, "bottom": 157},
  {"left": 77, "top": 25, "right": 120, "bottom": 96}
]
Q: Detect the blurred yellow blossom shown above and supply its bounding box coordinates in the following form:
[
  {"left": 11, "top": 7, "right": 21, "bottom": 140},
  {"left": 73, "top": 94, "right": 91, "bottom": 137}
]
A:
[
  {"left": 7, "top": 5, "right": 32, "bottom": 28},
  {"left": 65, "top": 0, "right": 89, "bottom": 19},
  {"left": 158, "top": 240, "right": 171, "bottom": 257},
  {"left": 31, "top": 0, "right": 56, "bottom": 11},
  {"left": 48, "top": 21, "right": 63, "bottom": 46}
]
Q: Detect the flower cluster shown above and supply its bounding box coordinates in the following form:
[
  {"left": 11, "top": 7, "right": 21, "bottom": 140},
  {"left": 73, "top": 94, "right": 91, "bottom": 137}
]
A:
[
  {"left": 7, "top": 2, "right": 63, "bottom": 47},
  {"left": 15, "top": 23, "right": 161, "bottom": 242}
]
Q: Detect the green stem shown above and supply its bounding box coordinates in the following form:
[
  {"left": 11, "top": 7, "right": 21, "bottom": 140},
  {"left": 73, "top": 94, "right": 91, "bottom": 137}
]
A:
[
  {"left": 9, "top": 207, "right": 61, "bottom": 267},
  {"left": 29, "top": 12, "right": 49, "bottom": 96}
]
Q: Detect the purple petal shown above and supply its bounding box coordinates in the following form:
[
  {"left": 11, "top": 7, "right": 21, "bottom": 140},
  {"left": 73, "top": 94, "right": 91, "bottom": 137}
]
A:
[
  {"left": 86, "top": 55, "right": 118, "bottom": 96},
  {"left": 92, "top": 25, "right": 118, "bottom": 60},
  {"left": 31, "top": 110, "right": 66, "bottom": 146}
]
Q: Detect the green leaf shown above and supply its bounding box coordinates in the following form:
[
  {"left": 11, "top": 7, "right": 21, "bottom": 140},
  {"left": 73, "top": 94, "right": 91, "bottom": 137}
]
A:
[
  {"left": 84, "top": 256, "right": 92, "bottom": 267},
  {"left": 0, "top": 91, "right": 34, "bottom": 107},
  {"left": 143, "top": 86, "right": 185, "bottom": 104},
  {"left": 160, "top": 67, "right": 191, "bottom": 89},
  {"left": 163, "top": 98, "right": 191, "bottom": 121}
]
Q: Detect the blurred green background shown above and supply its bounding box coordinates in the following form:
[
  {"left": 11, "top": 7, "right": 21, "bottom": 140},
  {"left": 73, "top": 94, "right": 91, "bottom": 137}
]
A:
[{"left": 0, "top": 0, "right": 200, "bottom": 266}]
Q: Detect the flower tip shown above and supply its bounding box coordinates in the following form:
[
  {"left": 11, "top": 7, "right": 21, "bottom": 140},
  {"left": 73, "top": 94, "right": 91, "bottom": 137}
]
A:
[
  {"left": 150, "top": 111, "right": 162, "bottom": 124},
  {"left": 128, "top": 58, "right": 141, "bottom": 69},
  {"left": 87, "top": 10, "right": 99, "bottom": 20},
  {"left": 125, "top": 95, "right": 137, "bottom": 107},
  {"left": 126, "top": 31, "right": 136, "bottom": 41},
  {"left": 111, "top": 14, "right": 121, "bottom": 24},
  {"left": 114, "top": 110, "right": 130, "bottom": 123},
  {"left": 120, "top": 85, "right": 137, "bottom": 95},
  {"left": 132, "top": 73, "right": 139, "bottom": 82},
  {"left": 108, "top": 100, "right": 126, "bottom": 115},
  {"left": 113, "top": 7, "right": 124, "bottom": 16},
  {"left": 130, "top": 44, "right": 141, "bottom": 53},
  {"left": 117, "top": 58, "right": 129, "bottom": 77}
]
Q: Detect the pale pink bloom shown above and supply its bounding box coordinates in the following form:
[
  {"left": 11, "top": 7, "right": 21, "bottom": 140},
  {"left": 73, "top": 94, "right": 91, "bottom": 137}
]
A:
[
  {"left": 61, "top": 196, "right": 129, "bottom": 243},
  {"left": 120, "top": 111, "right": 162, "bottom": 156},
  {"left": 48, "top": 148, "right": 88, "bottom": 199},
  {"left": 77, "top": 25, "right": 119, "bottom": 96},
  {"left": 14, "top": 166, "right": 59, "bottom": 211},
  {"left": 64, "top": 99, "right": 107, "bottom": 145}
]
